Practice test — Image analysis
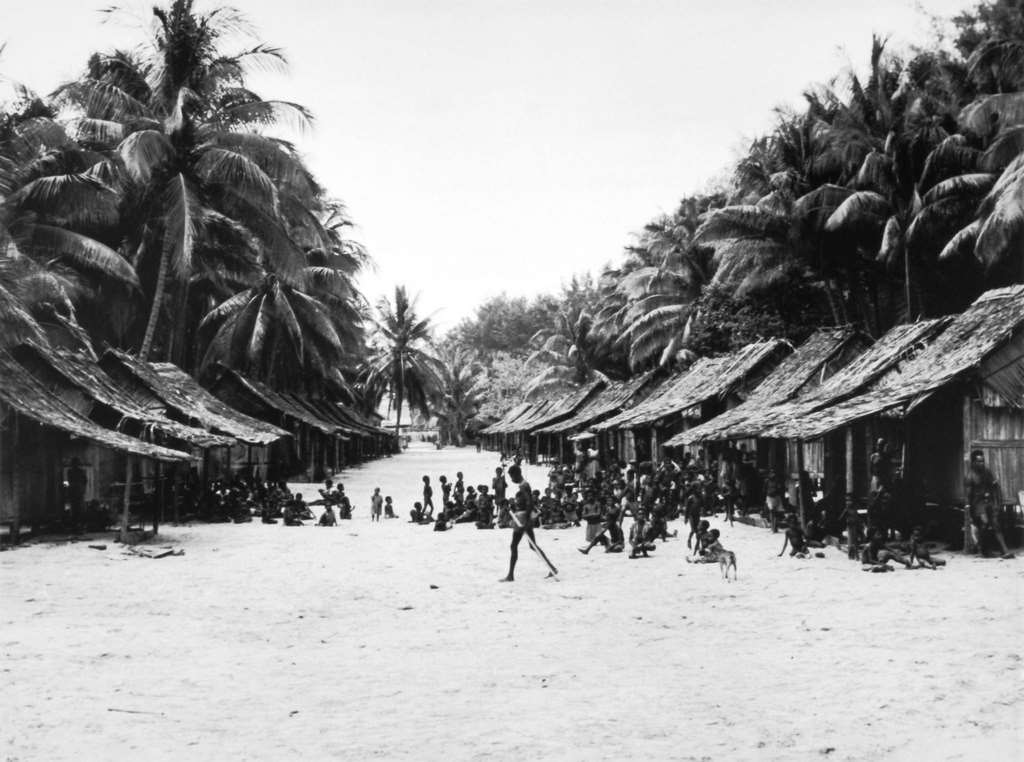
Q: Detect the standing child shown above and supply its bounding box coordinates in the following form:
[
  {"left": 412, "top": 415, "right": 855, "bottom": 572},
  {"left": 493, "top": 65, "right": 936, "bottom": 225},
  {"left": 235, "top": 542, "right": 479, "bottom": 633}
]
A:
[
  {"left": 422, "top": 476, "right": 435, "bottom": 518},
  {"left": 370, "top": 487, "right": 383, "bottom": 522}
]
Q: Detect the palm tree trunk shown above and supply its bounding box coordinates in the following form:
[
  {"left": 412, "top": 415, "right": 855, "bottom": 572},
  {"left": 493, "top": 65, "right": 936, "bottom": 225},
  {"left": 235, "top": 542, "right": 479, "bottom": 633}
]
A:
[
  {"left": 904, "top": 248, "right": 913, "bottom": 322},
  {"left": 394, "top": 392, "right": 403, "bottom": 453},
  {"left": 140, "top": 246, "right": 170, "bottom": 361}
]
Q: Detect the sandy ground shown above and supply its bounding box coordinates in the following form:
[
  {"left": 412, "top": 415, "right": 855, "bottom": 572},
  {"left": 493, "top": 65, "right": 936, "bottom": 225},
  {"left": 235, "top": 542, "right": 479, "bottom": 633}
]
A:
[{"left": 2, "top": 442, "right": 1022, "bottom": 761}]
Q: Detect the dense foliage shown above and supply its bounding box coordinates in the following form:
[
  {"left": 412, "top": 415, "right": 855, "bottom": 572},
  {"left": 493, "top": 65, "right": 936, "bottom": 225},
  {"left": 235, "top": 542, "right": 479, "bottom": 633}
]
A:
[
  {"left": 0, "top": 1, "right": 369, "bottom": 400},
  {"left": 449, "top": 0, "right": 1024, "bottom": 410}
]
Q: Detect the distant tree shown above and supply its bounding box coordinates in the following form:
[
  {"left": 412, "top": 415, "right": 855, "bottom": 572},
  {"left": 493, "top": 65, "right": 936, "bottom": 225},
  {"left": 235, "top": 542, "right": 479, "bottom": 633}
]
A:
[
  {"left": 364, "top": 286, "right": 440, "bottom": 449},
  {"left": 433, "top": 347, "right": 485, "bottom": 446}
]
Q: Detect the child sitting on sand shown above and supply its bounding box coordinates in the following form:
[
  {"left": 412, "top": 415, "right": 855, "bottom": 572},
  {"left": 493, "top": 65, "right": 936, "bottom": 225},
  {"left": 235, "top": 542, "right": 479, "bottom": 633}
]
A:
[
  {"left": 318, "top": 504, "right": 338, "bottom": 526},
  {"left": 777, "top": 514, "right": 824, "bottom": 558},
  {"left": 860, "top": 527, "right": 913, "bottom": 571},
  {"left": 283, "top": 494, "right": 307, "bottom": 526},
  {"left": 901, "top": 526, "right": 946, "bottom": 569},
  {"left": 476, "top": 486, "right": 494, "bottom": 529},
  {"left": 384, "top": 496, "right": 396, "bottom": 519},
  {"left": 433, "top": 510, "right": 451, "bottom": 532}
]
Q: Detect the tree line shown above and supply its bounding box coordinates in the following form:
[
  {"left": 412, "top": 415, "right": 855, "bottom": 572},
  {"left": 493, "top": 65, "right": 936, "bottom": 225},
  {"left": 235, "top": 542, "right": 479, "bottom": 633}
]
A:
[
  {"left": 445, "top": 0, "right": 1024, "bottom": 429},
  {"left": 1, "top": 1, "right": 372, "bottom": 408}
]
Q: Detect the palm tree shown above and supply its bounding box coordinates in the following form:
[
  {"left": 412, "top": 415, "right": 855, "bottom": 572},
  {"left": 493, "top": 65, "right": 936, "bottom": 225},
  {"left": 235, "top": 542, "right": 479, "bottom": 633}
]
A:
[
  {"left": 364, "top": 286, "right": 439, "bottom": 449},
  {"left": 54, "top": 1, "right": 321, "bottom": 363},
  {"left": 433, "top": 348, "right": 484, "bottom": 446},
  {"left": 524, "top": 294, "right": 615, "bottom": 397},
  {"left": 595, "top": 197, "right": 716, "bottom": 370},
  {"left": 0, "top": 85, "right": 138, "bottom": 311}
]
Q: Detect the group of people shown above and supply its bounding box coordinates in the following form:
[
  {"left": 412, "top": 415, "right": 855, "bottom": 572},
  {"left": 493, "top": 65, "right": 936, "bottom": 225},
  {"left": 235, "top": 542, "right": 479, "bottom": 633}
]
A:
[{"left": 164, "top": 434, "right": 1013, "bottom": 576}]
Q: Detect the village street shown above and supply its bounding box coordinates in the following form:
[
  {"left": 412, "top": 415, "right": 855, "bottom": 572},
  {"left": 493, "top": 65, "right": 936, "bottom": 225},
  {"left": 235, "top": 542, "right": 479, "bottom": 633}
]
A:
[{"left": 2, "top": 443, "right": 1021, "bottom": 761}]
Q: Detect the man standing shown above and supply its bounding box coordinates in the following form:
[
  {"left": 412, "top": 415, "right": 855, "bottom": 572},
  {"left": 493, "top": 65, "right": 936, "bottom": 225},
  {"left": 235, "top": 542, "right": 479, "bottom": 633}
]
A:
[
  {"left": 965, "top": 449, "right": 1013, "bottom": 558},
  {"left": 500, "top": 464, "right": 556, "bottom": 581},
  {"left": 869, "top": 438, "right": 893, "bottom": 494}
]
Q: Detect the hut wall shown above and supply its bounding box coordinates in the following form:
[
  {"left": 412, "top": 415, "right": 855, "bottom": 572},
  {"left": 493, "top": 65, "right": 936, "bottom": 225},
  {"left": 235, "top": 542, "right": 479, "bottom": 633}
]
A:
[
  {"left": 966, "top": 398, "right": 1024, "bottom": 503},
  {"left": 905, "top": 387, "right": 964, "bottom": 505},
  {"left": 1, "top": 413, "right": 63, "bottom": 527}
]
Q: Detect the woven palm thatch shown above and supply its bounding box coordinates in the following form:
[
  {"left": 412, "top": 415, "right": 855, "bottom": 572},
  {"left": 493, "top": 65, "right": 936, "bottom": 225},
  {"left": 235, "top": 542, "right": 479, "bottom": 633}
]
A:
[
  {"left": 100, "top": 350, "right": 287, "bottom": 445},
  {"left": 763, "top": 286, "right": 1024, "bottom": 439},
  {"left": 513, "top": 380, "right": 605, "bottom": 435},
  {"left": 708, "top": 318, "right": 950, "bottom": 441},
  {"left": 594, "top": 340, "right": 789, "bottom": 431},
  {"left": 212, "top": 367, "right": 339, "bottom": 435},
  {"left": 0, "top": 352, "right": 189, "bottom": 462},
  {"left": 664, "top": 328, "right": 860, "bottom": 446},
  {"left": 535, "top": 374, "right": 656, "bottom": 435},
  {"left": 481, "top": 401, "right": 536, "bottom": 435},
  {"left": 12, "top": 343, "right": 234, "bottom": 449}
]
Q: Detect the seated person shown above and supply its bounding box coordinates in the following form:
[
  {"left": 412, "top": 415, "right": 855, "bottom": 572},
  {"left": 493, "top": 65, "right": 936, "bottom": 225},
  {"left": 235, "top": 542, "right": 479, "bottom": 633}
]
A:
[
  {"left": 778, "top": 514, "right": 814, "bottom": 557},
  {"left": 433, "top": 510, "right": 451, "bottom": 532},
  {"left": 628, "top": 509, "right": 655, "bottom": 559},
  {"left": 902, "top": 526, "right": 946, "bottom": 569},
  {"left": 475, "top": 486, "right": 494, "bottom": 529},
  {"left": 859, "top": 527, "right": 912, "bottom": 571},
  {"left": 409, "top": 501, "right": 430, "bottom": 523},
  {"left": 318, "top": 504, "right": 338, "bottom": 526},
  {"left": 384, "top": 496, "right": 396, "bottom": 519},
  {"left": 318, "top": 479, "right": 338, "bottom": 506},
  {"left": 283, "top": 494, "right": 307, "bottom": 526},
  {"left": 496, "top": 499, "right": 513, "bottom": 529},
  {"left": 336, "top": 488, "right": 352, "bottom": 520}
]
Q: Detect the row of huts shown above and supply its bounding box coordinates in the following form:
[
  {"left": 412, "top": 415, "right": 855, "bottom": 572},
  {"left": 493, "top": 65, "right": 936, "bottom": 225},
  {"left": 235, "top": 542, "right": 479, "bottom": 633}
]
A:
[
  {"left": 0, "top": 341, "right": 390, "bottom": 535},
  {"left": 481, "top": 286, "right": 1024, "bottom": 548}
]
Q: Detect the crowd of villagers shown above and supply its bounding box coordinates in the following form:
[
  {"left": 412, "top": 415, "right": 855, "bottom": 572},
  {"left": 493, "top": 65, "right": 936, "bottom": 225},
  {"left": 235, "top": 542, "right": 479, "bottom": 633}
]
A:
[
  {"left": 128, "top": 435, "right": 1012, "bottom": 572},
  {"left": 396, "top": 438, "right": 1014, "bottom": 572}
]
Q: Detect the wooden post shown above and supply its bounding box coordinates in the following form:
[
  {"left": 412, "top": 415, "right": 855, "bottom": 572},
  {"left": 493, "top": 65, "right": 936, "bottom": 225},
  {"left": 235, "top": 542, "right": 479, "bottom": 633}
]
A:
[
  {"left": 154, "top": 461, "right": 162, "bottom": 535},
  {"left": 119, "top": 456, "right": 133, "bottom": 542},
  {"left": 173, "top": 462, "right": 181, "bottom": 525},
  {"left": 845, "top": 427, "right": 854, "bottom": 501},
  {"left": 963, "top": 395, "right": 975, "bottom": 553},
  {"left": 796, "top": 439, "right": 806, "bottom": 529}
]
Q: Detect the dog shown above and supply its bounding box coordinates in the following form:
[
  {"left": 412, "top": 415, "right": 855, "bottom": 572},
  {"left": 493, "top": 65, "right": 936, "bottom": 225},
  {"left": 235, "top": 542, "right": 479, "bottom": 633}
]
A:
[{"left": 717, "top": 548, "right": 738, "bottom": 581}]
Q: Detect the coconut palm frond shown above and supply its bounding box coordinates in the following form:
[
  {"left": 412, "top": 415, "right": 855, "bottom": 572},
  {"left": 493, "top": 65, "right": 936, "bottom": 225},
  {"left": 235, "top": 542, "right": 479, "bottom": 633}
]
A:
[
  {"left": 938, "top": 220, "right": 981, "bottom": 263},
  {"left": 922, "top": 173, "right": 996, "bottom": 206},
  {"left": 824, "top": 190, "right": 892, "bottom": 232}
]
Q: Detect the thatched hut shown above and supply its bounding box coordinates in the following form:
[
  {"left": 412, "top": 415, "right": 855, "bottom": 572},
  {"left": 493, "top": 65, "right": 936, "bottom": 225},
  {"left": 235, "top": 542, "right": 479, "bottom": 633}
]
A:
[
  {"left": 594, "top": 340, "right": 790, "bottom": 463},
  {"left": 0, "top": 352, "right": 188, "bottom": 538},
  {"left": 533, "top": 373, "right": 657, "bottom": 464},
  {"left": 98, "top": 350, "right": 288, "bottom": 484},
  {"left": 762, "top": 286, "right": 1024, "bottom": 548}
]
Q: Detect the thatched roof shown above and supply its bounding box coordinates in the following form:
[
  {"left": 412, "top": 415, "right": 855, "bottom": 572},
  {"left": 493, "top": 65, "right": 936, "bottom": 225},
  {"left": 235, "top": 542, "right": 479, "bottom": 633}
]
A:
[
  {"left": 284, "top": 395, "right": 359, "bottom": 438},
  {"left": 594, "top": 340, "right": 789, "bottom": 431},
  {"left": 210, "top": 368, "right": 338, "bottom": 435},
  {"left": 501, "top": 399, "right": 556, "bottom": 434},
  {"left": 0, "top": 353, "right": 189, "bottom": 462},
  {"left": 514, "top": 380, "right": 605, "bottom": 435},
  {"left": 663, "top": 328, "right": 860, "bottom": 446},
  {"left": 150, "top": 363, "right": 289, "bottom": 445},
  {"left": 699, "top": 318, "right": 949, "bottom": 442},
  {"left": 481, "top": 401, "right": 535, "bottom": 435},
  {"left": 100, "top": 350, "right": 287, "bottom": 446},
  {"left": 764, "top": 286, "right": 1024, "bottom": 439},
  {"left": 534, "top": 374, "right": 655, "bottom": 435},
  {"left": 12, "top": 344, "right": 233, "bottom": 449}
]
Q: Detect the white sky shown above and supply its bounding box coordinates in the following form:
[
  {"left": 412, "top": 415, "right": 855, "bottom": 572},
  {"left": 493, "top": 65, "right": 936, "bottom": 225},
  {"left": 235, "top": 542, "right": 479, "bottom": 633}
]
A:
[{"left": 2, "top": 0, "right": 972, "bottom": 331}]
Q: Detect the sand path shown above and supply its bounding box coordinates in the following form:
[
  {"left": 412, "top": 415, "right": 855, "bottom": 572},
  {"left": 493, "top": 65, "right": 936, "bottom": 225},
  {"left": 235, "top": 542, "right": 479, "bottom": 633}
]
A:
[{"left": 2, "top": 443, "right": 1021, "bottom": 760}]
